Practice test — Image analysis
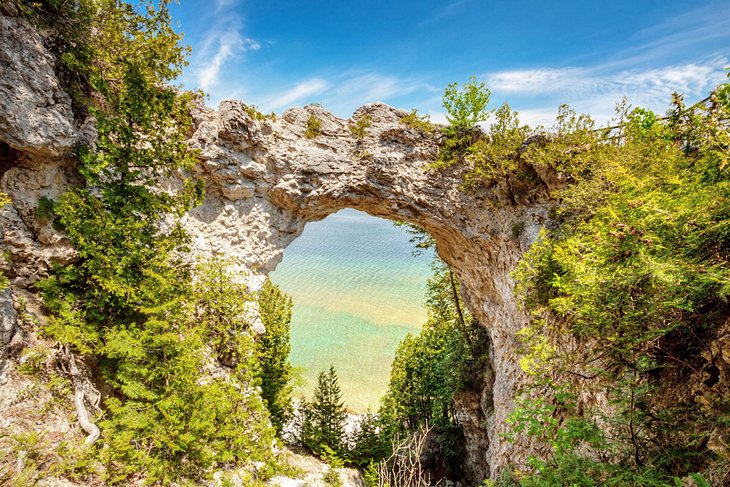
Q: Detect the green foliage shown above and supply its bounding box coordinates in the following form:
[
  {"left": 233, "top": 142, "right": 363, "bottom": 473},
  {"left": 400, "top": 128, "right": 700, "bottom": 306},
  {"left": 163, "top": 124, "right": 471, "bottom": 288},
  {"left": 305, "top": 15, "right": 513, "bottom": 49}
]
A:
[
  {"left": 323, "top": 464, "right": 344, "bottom": 487},
  {"left": 522, "top": 104, "right": 602, "bottom": 177},
  {"left": 28, "top": 1, "right": 282, "bottom": 484},
  {"left": 17, "top": 0, "right": 96, "bottom": 117},
  {"left": 380, "top": 259, "right": 488, "bottom": 464},
  {"left": 242, "top": 103, "right": 276, "bottom": 122},
  {"left": 347, "top": 412, "right": 390, "bottom": 468},
  {"left": 511, "top": 221, "right": 527, "bottom": 239},
  {"left": 349, "top": 114, "right": 372, "bottom": 140},
  {"left": 393, "top": 221, "right": 435, "bottom": 256},
  {"left": 0, "top": 191, "right": 9, "bottom": 290},
  {"left": 17, "top": 345, "right": 52, "bottom": 377},
  {"left": 305, "top": 114, "right": 323, "bottom": 138},
  {"left": 256, "top": 278, "right": 294, "bottom": 434},
  {"left": 300, "top": 365, "right": 348, "bottom": 456},
  {"left": 34, "top": 195, "right": 56, "bottom": 224},
  {"left": 442, "top": 76, "right": 491, "bottom": 133},
  {"left": 363, "top": 461, "right": 380, "bottom": 487},
  {"left": 87, "top": 259, "right": 275, "bottom": 484},
  {"left": 510, "top": 80, "right": 730, "bottom": 483},
  {"left": 431, "top": 79, "right": 608, "bottom": 193},
  {"left": 437, "top": 76, "right": 491, "bottom": 166},
  {"left": 400, "top": 109, "right": 437, "bottom": 133},
  {"left": 465, "top": 103, "right": 531, "bottom": 188},
  {"left": 2, "top": 431, "right": 47, "bottom": 486}
]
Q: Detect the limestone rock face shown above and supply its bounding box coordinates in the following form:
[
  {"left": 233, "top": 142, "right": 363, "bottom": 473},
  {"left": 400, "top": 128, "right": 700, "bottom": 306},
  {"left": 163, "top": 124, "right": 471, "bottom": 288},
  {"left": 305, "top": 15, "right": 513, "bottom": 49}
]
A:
[
  {"left": 0, "top": 12, "right": 553, "bottom": 482},
  {"left": 183, "top": 101, "right": 552, "bottom": 479},
  {"left": 0, "top": 288, "right": 17, "bottom": 364},
  {"left": 0, "top": 16, "right": 77, "bottom": 156}
]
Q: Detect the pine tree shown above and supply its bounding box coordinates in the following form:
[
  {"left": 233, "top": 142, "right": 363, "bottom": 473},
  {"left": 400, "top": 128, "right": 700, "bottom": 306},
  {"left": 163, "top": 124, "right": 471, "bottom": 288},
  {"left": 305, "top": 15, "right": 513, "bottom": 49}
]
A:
[
  {"left": 348, "top": 411, "right": 389, "bottom": 467},
  {"left": 303, "top": 365, "right": 347, "bottom": 456},
  {"left": 256, "top": 278, "right": 294, "bottom": 433},
  {"left": 31, "top": 1, "right": 276, "bottom": 482}
]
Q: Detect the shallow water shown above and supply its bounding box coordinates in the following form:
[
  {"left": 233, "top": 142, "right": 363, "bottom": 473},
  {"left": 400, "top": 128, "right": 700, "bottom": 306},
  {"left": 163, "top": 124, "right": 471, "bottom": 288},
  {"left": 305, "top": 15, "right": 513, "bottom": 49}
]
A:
[{"left": 269, "top": 208, "right": 434, "bottom": 411}]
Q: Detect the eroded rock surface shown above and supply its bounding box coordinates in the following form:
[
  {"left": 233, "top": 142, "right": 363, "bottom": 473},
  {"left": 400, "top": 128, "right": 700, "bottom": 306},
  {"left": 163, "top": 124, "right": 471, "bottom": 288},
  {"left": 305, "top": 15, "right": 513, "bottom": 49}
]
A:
[
  {"left": 183, "top": 100, "right": 551, "bottom": 480},
  {"left": 0, "top": 16, "right": 76, "bottom": 156},
  {"left": 0, "top": 12, "right": 553, "bottom": 483}
]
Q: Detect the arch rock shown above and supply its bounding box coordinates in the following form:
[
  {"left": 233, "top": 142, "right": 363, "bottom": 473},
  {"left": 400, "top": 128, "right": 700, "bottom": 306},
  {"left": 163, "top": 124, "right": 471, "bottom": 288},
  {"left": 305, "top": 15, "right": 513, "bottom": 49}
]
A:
[
  {"left": 185, "top": 100, "right": 556, "bottom": 480},
  {"left": 0, "top": 12, "right": 559, "bottom": 481}
]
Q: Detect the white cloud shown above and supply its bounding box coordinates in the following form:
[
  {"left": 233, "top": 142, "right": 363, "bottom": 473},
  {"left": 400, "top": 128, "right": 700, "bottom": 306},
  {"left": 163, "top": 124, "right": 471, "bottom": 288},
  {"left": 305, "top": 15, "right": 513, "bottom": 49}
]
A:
[
  {"left": 196, "top": 27, "right": 259, "bottom": 92},
  {"left": 508, "top": 108, "right": 559, "bottom": 129},
  {"left": 187, "top": 0, "right": 259, "bottom": 98},
  {"left": 268, "top": 78, "right": 330, "bottom": 109},
  {"left": 321, "top": 73, "right": 432, "bottom": 116},
  {"left": 258, "top": 72, "right": 434, "bottom": 116},
  {"left": 614, "top": 3, "right": 730, "bottom": 69},
  {"left": 485, "top": 58, "right": 727, "bottom": 126},
  {"left": 426, "top": 111, "right": 448, "bottom": 125},
  {"left": 486, "top": 61, "right": 724, "bottom": 100},
  {"left": 487, "top": 68, "right": 589, "bottom": 94},
  {"left": 215, "top": 0, "right": 237, "bottom": 12},
  {"left": 419, "top": 0, "right": 471, "bottom": 27},
  {"left": 331, "top": 74, "right": 411, "bottom": 101},
  {"left": 615, "top": 63, "right": 720, "bottom": 100}
]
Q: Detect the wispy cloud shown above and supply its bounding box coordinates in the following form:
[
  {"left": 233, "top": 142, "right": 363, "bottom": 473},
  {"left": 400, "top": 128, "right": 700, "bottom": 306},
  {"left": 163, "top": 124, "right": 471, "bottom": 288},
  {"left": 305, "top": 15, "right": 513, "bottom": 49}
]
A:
[
  {"left": 510, "top": 108, "right": 563, "bottom": 129},
  {"left": 321, "top": 73, "right": 436, "bottom": 116},
  {"left": 479, "top": 2, "right": 730, "bottom": 127},
  {"left": 214, "top": 0, "right": 237, "bottom": 13},
  {"left": 487, "top": 68, "right": 589, "bottom": 95},
  {"left": 260, "top": 72, "right": 435, "bottom": 116},
  {"left": 187, "top": 1, "right": 259, "bottom": 98},
  {"left": 419, "top": 0, "right": 472, "bottom": 27},
  {"left": 195, "top": 23, "right": 259, "bottom": 93},
  {"left": 486, "top": 61, "right": 723, "bottom": 99},
  {"left": 326, "top": 73, "right": 425, "bottom": 103},
  {"left": 268, "top": 78, "right": 330, "bottom": 109},
  {"left": 615, "top": 2, "right": 730, "bottom": 68},
  {"left": 484, "top": 57, "right": 727, "bottom": 126}
]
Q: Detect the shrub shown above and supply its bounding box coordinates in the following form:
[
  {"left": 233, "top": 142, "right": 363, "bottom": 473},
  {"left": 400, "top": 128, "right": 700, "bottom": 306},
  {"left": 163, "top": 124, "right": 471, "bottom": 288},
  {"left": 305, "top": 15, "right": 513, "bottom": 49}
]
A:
[
  {"left": 299, "top": 366, "right": 347, "bottom": 457},
  {"left": 400, "top": 109, "right": 436, "bottom": 133},
  {"left": 509, "top": 80, "right": 730, "bottom": 484},
  {"left": 349, "top": 114, "right": 372, "bottom": 140},
  {"left": 305, "top": 114, "right": 322, "bottom": 138}
]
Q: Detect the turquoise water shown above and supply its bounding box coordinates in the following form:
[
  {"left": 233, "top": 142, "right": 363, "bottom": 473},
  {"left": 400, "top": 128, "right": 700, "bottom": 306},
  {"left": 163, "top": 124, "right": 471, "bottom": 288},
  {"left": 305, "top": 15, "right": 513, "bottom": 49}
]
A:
[{"left": 269, "top": 209, "right": 434, "bottom": 411}]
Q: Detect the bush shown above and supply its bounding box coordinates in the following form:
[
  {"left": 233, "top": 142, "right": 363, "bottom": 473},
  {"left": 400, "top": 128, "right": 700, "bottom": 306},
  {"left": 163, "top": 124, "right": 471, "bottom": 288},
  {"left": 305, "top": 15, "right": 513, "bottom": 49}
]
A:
[
  {"left": 400, "top": 109, "right": 437, "bottom": 133},
  {"left": 510, "top": 80, "right": 730, "bottom": 483},
  {"left": 305, "top": 114, "right": 322, "bottom": 138},
  {"left": 349, "top": 114, "right": 372, "bottom": 140},
  {"left": 32, "top": 1, "right": 281, "bottom": 483}
]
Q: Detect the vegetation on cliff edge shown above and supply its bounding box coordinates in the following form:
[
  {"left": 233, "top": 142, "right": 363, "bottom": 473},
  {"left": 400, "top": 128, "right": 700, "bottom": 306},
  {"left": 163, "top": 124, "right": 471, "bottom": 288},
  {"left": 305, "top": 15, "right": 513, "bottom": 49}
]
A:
[{"left": 12, "top": 0, "right": 294, "bottom": 484}]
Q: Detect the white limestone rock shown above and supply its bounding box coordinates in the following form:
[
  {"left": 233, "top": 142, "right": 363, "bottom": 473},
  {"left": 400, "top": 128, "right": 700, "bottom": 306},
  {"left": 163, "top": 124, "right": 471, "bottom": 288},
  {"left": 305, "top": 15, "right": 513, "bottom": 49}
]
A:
[{"left": 0, "top": 15, "right": 77, "bottom": 156}]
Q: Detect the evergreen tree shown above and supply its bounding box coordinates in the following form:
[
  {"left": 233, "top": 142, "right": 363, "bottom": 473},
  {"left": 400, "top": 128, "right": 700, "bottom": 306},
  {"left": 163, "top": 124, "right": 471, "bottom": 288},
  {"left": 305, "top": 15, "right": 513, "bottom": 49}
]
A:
[
  {"left": 303, "top": 365, "right": 348, "bottom": 456},
  {"left": 379, "top": 259, "right": 488, "bottom": 468},
  {"left": 347, "top": 412, "right": 390, "bottom": 467},
  {"left": 29, "top": 1, "right": 277, "bottom": 483},
  {"left": 256, "top": 278, "right": 294, "bottom": 433}
]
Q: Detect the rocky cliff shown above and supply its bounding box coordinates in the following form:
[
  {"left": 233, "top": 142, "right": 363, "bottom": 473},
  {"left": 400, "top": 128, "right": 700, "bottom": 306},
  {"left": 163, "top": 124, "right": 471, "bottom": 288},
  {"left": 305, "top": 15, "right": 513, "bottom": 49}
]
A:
[{"left": 0, "top": 13, "right": 557, "bottom": 483}]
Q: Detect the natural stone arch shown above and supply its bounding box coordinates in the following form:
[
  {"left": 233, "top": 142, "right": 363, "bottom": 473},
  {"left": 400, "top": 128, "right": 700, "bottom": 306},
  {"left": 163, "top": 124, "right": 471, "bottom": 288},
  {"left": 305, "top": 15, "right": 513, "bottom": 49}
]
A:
[
  {"left": 185, "top": 100, "right": 556, "bottom": 480},
  {"left": 0, "top": 15, "right": 558, "bottom": 480}
]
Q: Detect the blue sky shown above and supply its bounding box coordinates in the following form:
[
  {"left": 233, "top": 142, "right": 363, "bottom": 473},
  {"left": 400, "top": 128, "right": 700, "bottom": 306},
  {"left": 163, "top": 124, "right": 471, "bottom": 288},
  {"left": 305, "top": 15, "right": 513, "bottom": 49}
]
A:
[{"left": 171, "top": 0, "right": 729, "bottom": 127}]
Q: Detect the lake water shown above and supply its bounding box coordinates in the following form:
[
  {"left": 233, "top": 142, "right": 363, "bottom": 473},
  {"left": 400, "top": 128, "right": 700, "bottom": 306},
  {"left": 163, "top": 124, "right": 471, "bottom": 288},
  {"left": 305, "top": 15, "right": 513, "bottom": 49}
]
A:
[{"left": 269, "top": 208, "right": 434, "bottom": 411}]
